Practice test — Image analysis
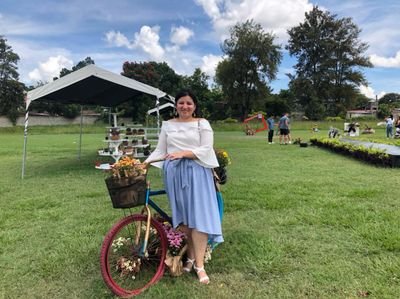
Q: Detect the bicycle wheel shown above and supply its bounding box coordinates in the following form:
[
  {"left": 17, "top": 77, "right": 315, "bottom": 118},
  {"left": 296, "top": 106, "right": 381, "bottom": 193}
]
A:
[{"left": 100, "top": 214, "right": 167, "bottom": 297}]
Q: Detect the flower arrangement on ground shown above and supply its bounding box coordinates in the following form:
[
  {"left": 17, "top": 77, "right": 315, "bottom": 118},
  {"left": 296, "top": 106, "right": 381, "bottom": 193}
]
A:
[
  {"left": 162, "top": 222, "right": 188, "bottom": 276},
  {"left": 111, "top": 237, "right": 141, "bottom": 280}
]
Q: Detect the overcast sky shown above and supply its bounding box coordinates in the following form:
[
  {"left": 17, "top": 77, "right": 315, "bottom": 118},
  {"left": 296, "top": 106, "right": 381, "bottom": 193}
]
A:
[{"left": 1, "top": 0, "right": 400, "bottom": 99}]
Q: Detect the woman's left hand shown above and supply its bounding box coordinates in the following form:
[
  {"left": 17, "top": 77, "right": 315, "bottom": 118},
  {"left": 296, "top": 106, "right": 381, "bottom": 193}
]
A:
[
  {"left": 166, "top": 151, "right": 193, "bottom": 160},
  {"left": 165, "top": 152, "right": 184, "bottom": 160}
]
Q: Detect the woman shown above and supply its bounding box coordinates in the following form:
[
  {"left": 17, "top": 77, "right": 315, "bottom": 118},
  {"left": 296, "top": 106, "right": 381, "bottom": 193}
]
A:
[{"left": 145, "top": 89, "right": 223, "bottom": 284}]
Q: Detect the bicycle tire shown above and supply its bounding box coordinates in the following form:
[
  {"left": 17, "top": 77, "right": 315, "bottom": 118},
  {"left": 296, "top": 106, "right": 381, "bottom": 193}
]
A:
[{"left": 100, "top": 214, "right": 167, "bottom": 297}]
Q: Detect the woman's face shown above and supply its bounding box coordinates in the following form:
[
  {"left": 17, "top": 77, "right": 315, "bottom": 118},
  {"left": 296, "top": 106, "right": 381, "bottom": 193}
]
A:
[{"left": 176, "top": 95, "right": 196, "bottom": 119}]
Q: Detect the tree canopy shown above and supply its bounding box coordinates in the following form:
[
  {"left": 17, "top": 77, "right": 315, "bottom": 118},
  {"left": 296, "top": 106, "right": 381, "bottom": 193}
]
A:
[
  {"left": 0, "top": 36, "right": 24, "bottom": 124},
  {"left": 286, "top": 6, "right": 372, "bottom": 119},
  {"left": 215, "top": 20, "right": 282, "bottom": 120}
]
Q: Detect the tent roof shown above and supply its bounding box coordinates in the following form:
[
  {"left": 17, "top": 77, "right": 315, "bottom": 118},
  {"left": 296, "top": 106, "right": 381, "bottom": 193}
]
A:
[
  {"left": 26, "top": 64, "right": 171, "bottom": 108},
  {"left": 147, "top": 102, "right": 175, "bottom": 115}
]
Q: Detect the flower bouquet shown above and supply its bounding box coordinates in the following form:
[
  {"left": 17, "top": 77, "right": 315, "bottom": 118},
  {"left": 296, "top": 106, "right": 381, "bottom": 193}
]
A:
[
  {"left": 104, "top": 156, "right": 147, "bottom": 209},
  {"left": 214, "top": 149, "right": 231, "bottom": 185},
  {"left": 162, "top": 223, "right": 187, "bottom": 277}
]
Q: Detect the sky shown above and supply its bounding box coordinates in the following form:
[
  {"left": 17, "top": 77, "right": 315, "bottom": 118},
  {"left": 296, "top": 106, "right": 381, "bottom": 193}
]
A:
[{"left": 1, "top": 0, "right": 400, "bottom": 100}]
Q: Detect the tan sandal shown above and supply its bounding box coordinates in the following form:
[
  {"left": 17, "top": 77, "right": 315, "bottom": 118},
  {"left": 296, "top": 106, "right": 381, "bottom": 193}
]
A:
[
  {"left": 183, "top": 258, "right": 195, "bottom": 273},
  {"left": 194, "top": 264, "right": 210, "bottom": 284}
]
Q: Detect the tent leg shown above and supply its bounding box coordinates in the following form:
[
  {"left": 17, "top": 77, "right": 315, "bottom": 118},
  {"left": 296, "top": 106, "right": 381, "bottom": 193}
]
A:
[
  {"left": 156, "top": 97, "right": 160, "bottom": 135},
  {"left": 21, "top": 109, "right": 29, "bottom": 179},
  {"left": 78, "top": 105, "right": 83, "bottom": 160}
]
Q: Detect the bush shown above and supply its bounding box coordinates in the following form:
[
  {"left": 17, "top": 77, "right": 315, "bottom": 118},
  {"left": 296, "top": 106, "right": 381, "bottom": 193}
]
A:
[
  {"left": 62, "top": 104, "right": 81, "bottom": 118},
  {"left": 325, "top": 116, "right": 342, "bottom": 122},
  {"left": 223, "top": 118, "right": 238, "bottom": 123}
]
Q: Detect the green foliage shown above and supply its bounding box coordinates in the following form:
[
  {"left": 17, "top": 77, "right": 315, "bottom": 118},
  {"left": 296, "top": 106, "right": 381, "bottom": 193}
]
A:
[
  {"left": 378, "top": 93, "right": 400, "bottom": 105},
  {"left": 310, "top": 137, "right": 392, "bottom": 166},
  {"left": 0, "top": 36, "right": 24, "bottom": 124},
  {"left": 61, "top": 104, "right": 81, "bottom": 119},
  {"left": 57, "top": 57, "right": 95, "bottom": 79},
  {"left": 265, "top": 94, "right": 290, "bottom": 116},
  {"left": 215, "top": 19, "right": 282, "bottom": 120},
  {"left": 325, "top": 116, "right": 342, "bottom": 121},
  {"left": 122, "top": 61, "right": 182, "bottom": 95},
  {"left": 120, "top": 61, "right": 183, "bottom": 122},
  {"left": 304, "top": 97, "right": 326, "bottom": 120},
  {"left": 223, "top": 117, "right": 238, "bottom": 123},
  {"left": 377, "top": 103, "right": 394, "bottom": 119},
  {"left": 286, "top": 6, "right": 372, "bottom": 118}
]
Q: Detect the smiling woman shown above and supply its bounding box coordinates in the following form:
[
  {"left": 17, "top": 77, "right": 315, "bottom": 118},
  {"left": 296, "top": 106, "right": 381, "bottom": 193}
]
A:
[{"left": 145, "top": 89, "right": 223, "bottom": 285}]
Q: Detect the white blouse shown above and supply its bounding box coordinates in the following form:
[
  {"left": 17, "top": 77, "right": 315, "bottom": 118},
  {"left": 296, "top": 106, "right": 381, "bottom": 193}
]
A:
[{"left": 145, "top": 119, "right": 219, "bottom": 169}]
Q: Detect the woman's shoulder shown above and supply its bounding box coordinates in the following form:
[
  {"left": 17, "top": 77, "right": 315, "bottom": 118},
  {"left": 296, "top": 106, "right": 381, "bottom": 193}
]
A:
[{"left": 198, "top": 118, "right": 212, "bottom": 130}]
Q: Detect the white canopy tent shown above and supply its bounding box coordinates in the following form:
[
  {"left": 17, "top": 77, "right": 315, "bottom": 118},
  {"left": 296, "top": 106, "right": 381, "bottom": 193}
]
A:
[
  {"left": 147, "top": 102, "right": 175, "bottom": 115},
  {"left": 22, "top": 64, "right": 173, "bottom": 178}
]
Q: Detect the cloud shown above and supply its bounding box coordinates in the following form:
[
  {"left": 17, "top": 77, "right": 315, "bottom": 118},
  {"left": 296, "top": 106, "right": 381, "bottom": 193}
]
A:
[
  {"left": 359, "top": 85, "right": 375, "bottom": 99},
  {"left": 201, "top": 54, "right": 223, "bottom": 77},
  {"left": 133, "top": 26, "right": 165, "bottom": 61},
  {"left": 28, "top": 55, "right": 73, "bottom": 82},
  {"left": 105, "top": 31, "right": 132, "bottom": 48},
  {"left": 195, "top": 0, "right": 313, "bottom": 42},
  {"left": 369, "top": 51, "right": 400, "bottom": 68},
  {"left": 170, "top": 26, "right": 194, "bottom": 46},
  {"left": 359, "top": 84, "right": 386, "bottom": 100},
  {"left": 106, "top": 26, "right": 165, "bottom": 61}
]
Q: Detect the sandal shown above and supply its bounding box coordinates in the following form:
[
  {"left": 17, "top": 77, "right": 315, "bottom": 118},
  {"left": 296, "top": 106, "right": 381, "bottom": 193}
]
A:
[
  {"left": 183, "top": 258, "right": 195, "bottom": 273},
  {"left": 194, "top": 264, "right": 210, "bottom": 285}
]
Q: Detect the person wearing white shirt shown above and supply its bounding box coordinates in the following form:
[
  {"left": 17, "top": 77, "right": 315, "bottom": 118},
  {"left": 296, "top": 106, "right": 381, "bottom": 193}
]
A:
[
  {"left": 386, "top": 115, "right": 394, "bottom": 138},
  {"left": 145, "top": 89, "right": 223, "bottom": 285}
]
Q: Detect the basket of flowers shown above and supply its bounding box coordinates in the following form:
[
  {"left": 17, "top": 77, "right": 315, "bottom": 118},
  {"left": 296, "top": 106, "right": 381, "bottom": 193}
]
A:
[
  {"left": 104, "top": 156, "right": 147, "bottom": 209},
  {"left": 214, "top": 149, "right": 231, "bottom": 185}
]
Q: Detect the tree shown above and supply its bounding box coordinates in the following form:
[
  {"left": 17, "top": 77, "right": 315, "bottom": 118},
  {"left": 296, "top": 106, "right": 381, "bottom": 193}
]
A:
[
  {"left": 215, "top": 20, "right": 282, "bottom": 120},
  {"left": 378, "top": 93, "right": 400, "bottom": 106},
  {"left": 121, "top": 61, "right": 183, "bottom": 122},
  {"left": 56, "top": 56, "right": 95, "bottom": 79},
  {"left": 182, "top": 68, "right": 211, "bottom": 117},
  {"left": 0, "top": 36, "right": 24, "bottom": 124},
  {"left": 377, "top": 93, "right": 400, "bottom": 119},
  {"left": 265, "top": 94, "right": 290, "bottom": 117},
  {"left": 286, "top": 6, "right": 372, "bottom": 119}
]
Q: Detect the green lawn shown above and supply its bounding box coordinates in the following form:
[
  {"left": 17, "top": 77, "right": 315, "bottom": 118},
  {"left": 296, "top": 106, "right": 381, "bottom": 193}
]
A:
[{"left": 0, "top": 126, "right": 399, "bottom": 298}]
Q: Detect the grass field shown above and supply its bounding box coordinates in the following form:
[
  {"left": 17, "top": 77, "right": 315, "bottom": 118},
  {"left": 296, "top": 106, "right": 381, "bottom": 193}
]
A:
[{"left": 0, "top": 125, "right": 399, "bottom": 298}]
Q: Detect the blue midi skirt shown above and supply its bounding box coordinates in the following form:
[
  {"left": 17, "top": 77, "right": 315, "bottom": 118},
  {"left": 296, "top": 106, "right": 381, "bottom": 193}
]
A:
[{"left": 163, "top": 159, "right": 223, "bottom": 244}]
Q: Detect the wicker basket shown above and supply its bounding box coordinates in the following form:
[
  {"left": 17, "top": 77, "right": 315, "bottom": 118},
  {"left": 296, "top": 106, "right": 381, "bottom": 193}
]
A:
[{"left": 105, "top": 175, "right": 146, "bottom": 208}]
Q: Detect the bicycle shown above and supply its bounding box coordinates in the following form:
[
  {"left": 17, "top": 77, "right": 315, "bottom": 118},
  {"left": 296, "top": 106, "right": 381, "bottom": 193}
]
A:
[{"left": 99, "top": 160, "right": 224, "bottom": 297}]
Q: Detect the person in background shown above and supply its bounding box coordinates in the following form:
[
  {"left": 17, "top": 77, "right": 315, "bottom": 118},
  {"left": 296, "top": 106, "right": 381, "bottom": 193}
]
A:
[
  {"left": 278, "top": 112, "right": 290, "bottom": 145},
  {"left": 145, "top": 89, "right": 223, "bottom": 285},
  {"left": 287, "top": 113, "right": 292, "bottom": 144},
  {"left": 328, "top": 126, "right": 340, "bottom": 138},
  {"left": 385, "top": 115, "right": 394, "bottom": 138},
  {"left": 266, "top": 115, "right": 275, "bottom": 144}
]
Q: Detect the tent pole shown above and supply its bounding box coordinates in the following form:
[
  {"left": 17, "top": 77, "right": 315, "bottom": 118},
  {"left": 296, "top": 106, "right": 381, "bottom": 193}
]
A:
[
  {"left": 78, "top": 105, "right": 83, "bottom": 160},
  {"left": 21, "top": 96, "right": 30, "bottom": 179},
  {"left": 156, "top": 97, "right": 160, "bottom": 135}
]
